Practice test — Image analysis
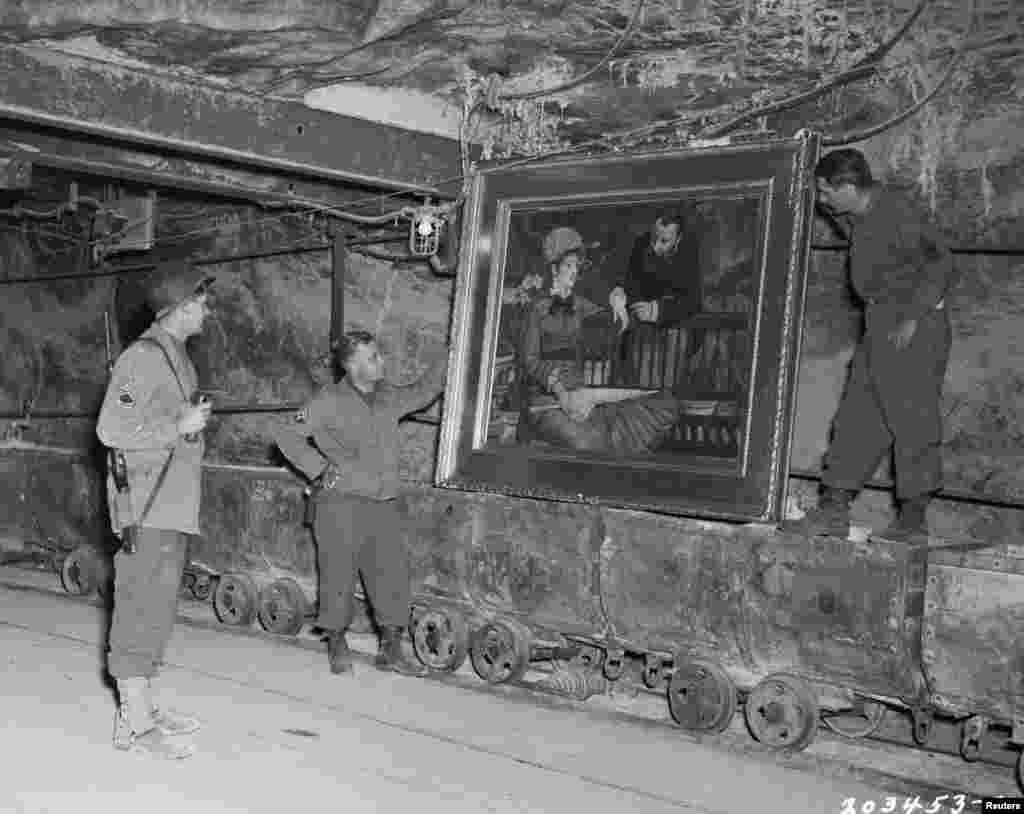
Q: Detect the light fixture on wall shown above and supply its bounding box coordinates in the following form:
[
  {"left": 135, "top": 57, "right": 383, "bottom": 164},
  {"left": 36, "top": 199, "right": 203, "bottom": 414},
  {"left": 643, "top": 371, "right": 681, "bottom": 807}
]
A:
[{"left": 408, "top": 198, "right": 445, "bottom": 257}]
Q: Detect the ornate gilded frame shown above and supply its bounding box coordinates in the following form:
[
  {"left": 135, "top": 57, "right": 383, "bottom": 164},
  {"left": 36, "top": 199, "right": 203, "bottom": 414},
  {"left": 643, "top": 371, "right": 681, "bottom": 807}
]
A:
[{"left": 436, "top": 134, "right": 821, "bottom": 522}]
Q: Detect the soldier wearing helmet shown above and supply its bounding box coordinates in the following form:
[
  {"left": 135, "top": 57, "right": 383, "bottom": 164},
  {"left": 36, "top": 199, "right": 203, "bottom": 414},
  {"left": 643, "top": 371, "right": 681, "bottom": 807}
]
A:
[{"left": 96, "top": 261, "right": 215, "bottom": 760}]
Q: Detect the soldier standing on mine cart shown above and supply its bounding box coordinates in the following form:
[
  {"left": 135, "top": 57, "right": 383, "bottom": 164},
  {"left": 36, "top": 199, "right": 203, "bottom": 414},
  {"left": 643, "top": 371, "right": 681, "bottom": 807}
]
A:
[
  {"left": 97, "top": 262, "right": 215, "bottom": 759},
  {"left": 779, "top": 148, "right": 956, "bottom": 544},
  {"left": 273, "top": 330, "right": 446, "bottom": 677}
]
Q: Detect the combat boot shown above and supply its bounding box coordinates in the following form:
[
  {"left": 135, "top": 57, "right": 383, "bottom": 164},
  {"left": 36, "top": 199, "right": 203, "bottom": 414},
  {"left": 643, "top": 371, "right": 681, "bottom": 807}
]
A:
[
  {"left": 326, "top": 629, "right": 353, "bottom": 675},
  {"left": 147, "top": 678, "right": 202, "bottom": 736},
  {"left": 113, "top": 677, "right": 194, "bottom": 760},
  {"left": 374, "top": 626, "right": 428, "bottom": 677},
  {"left": 777, "top": 486, "right": 855, "bottom": 538},
  {"left": 874, "top": 495, "right": 931, "bottom": 545}
]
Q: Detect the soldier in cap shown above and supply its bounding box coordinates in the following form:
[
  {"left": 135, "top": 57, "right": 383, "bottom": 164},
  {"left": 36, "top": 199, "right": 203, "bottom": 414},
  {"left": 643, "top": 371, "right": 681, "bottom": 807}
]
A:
[
  {"left": 778, "top": 148, "right": 956, "bottom": 543},
  {"left": 96, "top": 261, "right": 214, "bottom": 759},
  {"left": 273, "top": 329, "right": 446, "bottom": 677}
]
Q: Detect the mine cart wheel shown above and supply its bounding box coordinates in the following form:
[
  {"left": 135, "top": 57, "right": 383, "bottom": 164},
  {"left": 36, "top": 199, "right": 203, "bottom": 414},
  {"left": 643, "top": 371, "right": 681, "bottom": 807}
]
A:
[
  {"left": 668, "top": 658, "right": 738, "bottom": 734},
  {"left": 191, "top": 575, "right": 215, "bottom": 601},
  {"left": 411, "top": 607, "right": 469, "bottom": 673},
  {"left": 744, "top": 673, "right": 820, "bottom": 751},
  {"left": 213, "top": 573, "right": 258, "bottom": 627},
  {"left": 469, "top": 619, "right": 532, "bottom": 684},
  {"left": 60, "top": 545, "right": 99, "bottom": 596},
  {"left": 257, "top": 578, "right": 309, "bottom": 636}
]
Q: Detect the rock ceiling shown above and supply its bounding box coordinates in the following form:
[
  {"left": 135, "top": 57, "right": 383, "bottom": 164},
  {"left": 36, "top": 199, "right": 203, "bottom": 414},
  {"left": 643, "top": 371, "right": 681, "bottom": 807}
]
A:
[{"left": 0, "top": 0, "right": 1020, "bottom": 156}]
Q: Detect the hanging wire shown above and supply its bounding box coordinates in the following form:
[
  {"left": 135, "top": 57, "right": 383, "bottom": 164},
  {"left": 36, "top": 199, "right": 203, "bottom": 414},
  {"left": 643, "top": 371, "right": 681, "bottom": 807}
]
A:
[
  {"left": 701, "top": 0, "right": 934, "bottom": 138},
  {"left": 501, "top": 0, "right": 648, "bottom": 102},
  {"left": 262, "top": 7, "right": 465, "bottom": 94},
  {"left": 0, "top": 0, "right": 985, "bottom": 262},
  {"left": 824, "top": 0, "right": 977, "bottom": 147},
  {"left": 823, "top": 47, "right": 966, "bottom": 146}
]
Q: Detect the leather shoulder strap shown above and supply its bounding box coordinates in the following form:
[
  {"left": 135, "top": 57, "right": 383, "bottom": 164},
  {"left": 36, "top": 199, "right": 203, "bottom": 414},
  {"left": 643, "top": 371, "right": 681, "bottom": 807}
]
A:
[
  {"left": 134, "top": 336, "right": 191, "bottom": 401},
  {"left": 128, "top": 336, "right": 187, "bottom": 526}
]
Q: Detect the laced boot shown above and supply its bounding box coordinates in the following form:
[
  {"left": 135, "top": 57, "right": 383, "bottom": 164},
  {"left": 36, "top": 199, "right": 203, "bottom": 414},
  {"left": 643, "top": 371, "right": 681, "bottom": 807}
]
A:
[
  {"left": 874, "top": 495, "right": 931, "bottom": 545},
  {"left": 326, "top": 629, "right": 353, "bottom": 675},
  {"left": 147, "top": 678, "right": 202, "bottom": 736},
  {"left": 113, "top": 678, "right": 194, "bottom": 760},
  {"left": 374, "top": 626, "right": 428, "bottom": 677},
  {"left": 777, "top": 486, "right": 855, "bottom": 538}
]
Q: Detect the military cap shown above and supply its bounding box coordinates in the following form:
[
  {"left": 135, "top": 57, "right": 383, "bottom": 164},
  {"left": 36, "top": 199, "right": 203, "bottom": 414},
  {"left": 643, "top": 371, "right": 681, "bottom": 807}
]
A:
[{"left": 146, "top": 262, "right": 214, "bottom": 318}]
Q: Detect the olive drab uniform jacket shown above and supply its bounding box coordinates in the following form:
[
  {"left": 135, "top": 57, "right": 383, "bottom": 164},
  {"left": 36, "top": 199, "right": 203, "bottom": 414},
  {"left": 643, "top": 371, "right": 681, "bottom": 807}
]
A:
[
  {"left": 96, "top": 324, "right": 203, "bottom": 536},
  {"left": 273, "top": 355, "right": 447, "bottom": 501}
]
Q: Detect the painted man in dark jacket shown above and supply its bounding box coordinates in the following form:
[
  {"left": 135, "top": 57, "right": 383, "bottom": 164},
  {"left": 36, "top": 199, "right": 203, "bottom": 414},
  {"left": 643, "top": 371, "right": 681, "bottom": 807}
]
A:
[
  {"left": 609, "top": 211, "right": 704, "bottom": 388},
  {"left": 780, "top": 148, "right": 956, "bottom": 543},
  {"left": 273, "top": 330, "right": 446, "bottom": 676}
]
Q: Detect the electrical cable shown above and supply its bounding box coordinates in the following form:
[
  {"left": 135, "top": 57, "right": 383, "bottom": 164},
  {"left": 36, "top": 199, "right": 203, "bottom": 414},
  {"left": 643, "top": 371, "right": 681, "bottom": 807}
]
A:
[
  {"left": 823, "top": 43, "right": 968, "bottom": 146},
  {"left": 702, "top": 0, "right": 934, "bottom": 139},
  {"left": 301, "top": 53, "right": 447, "bottom": 93},
  {"left": 0, "top": 0, "right": 982, "bottom": 265},
  {"left": 262, "top": 7, "right": 465, "bottom": 94},
  {"left": 501, "top": 0, "right": 648, "bottom": 102}
]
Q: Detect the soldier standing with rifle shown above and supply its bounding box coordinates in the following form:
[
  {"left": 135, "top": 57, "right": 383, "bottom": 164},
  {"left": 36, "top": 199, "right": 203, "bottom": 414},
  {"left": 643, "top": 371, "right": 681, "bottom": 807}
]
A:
[
  {"left": 273, "top": 329, "right": 446, "bottom": 678},
  {"left": 97, "top": 262, "right": 215, "bottom": 759}
]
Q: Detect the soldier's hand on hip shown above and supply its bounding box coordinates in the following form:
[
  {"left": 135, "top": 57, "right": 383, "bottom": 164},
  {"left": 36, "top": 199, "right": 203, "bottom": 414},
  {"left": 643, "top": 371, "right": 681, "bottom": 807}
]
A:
[{"left": 178, "top": 400, "right": 212, "bottom": 436}]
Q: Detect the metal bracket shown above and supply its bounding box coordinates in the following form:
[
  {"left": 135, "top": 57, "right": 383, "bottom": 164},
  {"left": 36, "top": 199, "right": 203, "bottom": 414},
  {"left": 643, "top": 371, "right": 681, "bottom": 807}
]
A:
[
  {"left": 603, "top": 648, "right": 626, "bottom": 681},
  {"left": 642, "top": 654, "right": 668, "bottom": 689},
  {"left": 912, "top": 704, "right": 934, "bottom": 746},
  {"left": 960, "top": 714, "right": 987, "bottom": 761},
  {"left": 1012, "top": 714, "right": 1024, "bottom": 745}
]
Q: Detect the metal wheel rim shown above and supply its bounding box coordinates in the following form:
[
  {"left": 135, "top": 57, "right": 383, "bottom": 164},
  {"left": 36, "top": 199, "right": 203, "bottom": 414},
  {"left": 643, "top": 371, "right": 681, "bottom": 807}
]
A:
[
  {"left": 214, "top": 576, "right": 255, "bottom": 625},
  {"left": 668, "top": 660, "right": 737, "bottom": 733},
  {"left": 412, "top": 610, "right": 468, "bottom": 672},
  {"left": 61, "top": 548, "right": 95, "bottom": 596},
  {"left": 258, "top": 585, "right": 300, "bottom": 634},
  {"left": 745, "top": 674, "right": 818, "bottom": 751},
  {"left": 192, "top": 577, "right": 213, "bottom": 601},
  {"left": 470, "top": 622, "right": 528, "bottom": 684}
]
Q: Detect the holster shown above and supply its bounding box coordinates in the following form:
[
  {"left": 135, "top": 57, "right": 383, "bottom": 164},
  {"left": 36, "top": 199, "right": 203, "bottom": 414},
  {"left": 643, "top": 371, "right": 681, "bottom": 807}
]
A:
[{"left": 110, "top": 445, "right": 175, "bottom": 556}]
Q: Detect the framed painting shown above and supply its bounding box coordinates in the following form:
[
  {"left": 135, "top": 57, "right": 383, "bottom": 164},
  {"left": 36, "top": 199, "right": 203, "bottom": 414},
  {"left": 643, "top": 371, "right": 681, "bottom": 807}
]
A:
[{"left": 436, "top": 134, "right": 821, "bottom": 522}]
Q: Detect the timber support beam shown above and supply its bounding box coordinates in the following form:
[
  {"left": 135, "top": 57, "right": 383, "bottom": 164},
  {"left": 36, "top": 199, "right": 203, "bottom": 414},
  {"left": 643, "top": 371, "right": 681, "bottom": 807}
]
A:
[{"left": 0, "top": 44, "right": 464, "bottom": 207}]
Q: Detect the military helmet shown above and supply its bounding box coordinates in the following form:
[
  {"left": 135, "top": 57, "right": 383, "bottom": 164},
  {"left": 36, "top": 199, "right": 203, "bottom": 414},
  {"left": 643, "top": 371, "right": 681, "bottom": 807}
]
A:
[{"left": 146, "top": 262, "right": 214, "bottom": 318}]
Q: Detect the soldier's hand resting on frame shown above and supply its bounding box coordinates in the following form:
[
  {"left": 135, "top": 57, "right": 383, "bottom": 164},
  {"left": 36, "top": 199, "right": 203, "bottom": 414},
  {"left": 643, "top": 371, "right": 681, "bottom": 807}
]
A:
[{"left": 177, "top": 399, "right": 212, "bottom": 436}]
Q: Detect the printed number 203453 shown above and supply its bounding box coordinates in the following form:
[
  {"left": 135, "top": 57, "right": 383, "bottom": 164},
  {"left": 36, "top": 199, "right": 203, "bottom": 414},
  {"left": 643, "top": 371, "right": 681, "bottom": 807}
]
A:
[{"left": 840, "top": 795, "right": 977, "bottom": 814}]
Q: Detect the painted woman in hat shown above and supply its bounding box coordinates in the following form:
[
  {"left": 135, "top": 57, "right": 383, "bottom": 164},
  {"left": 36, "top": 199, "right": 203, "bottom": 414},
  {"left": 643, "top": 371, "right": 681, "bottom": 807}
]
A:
[{"left": 519, "top": 227, "right": 681, "bottom": 454}]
